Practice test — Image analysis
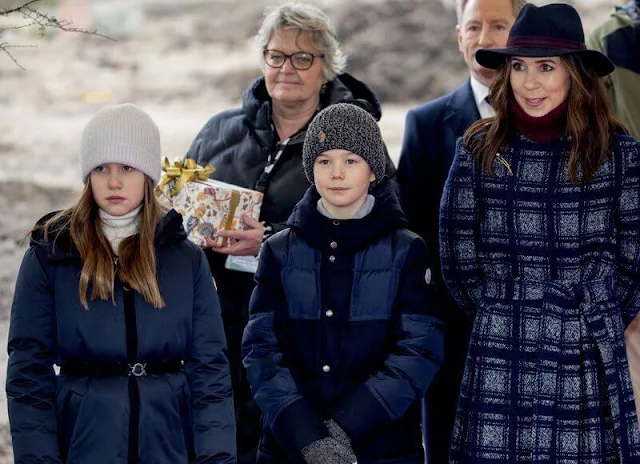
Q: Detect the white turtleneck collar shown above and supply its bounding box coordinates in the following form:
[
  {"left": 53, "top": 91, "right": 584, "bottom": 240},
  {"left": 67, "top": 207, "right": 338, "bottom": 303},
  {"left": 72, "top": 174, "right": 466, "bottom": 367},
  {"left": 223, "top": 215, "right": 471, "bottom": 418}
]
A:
[{"left": 99, "top": 205, "right": 142, "bottom": 255}]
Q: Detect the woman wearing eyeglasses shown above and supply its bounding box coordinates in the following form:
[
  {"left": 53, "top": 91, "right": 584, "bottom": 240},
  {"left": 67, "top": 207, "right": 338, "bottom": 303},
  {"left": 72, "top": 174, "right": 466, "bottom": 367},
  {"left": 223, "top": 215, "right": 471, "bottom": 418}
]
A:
[{"left": 184, "top": 4, "right": 396, "bottom": 463}]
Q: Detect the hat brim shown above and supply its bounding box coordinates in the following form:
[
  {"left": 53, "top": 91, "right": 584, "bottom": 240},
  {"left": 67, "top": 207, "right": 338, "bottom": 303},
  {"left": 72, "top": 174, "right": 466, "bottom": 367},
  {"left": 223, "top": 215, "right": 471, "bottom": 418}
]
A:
[{"left": 476, "top": 47, "right": 615, "bottom": 77}]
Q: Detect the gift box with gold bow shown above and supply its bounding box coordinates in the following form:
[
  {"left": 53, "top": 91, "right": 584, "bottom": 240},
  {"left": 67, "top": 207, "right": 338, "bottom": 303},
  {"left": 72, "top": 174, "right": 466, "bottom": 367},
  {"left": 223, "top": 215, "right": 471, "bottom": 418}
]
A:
[{"left": 156, "top": 158, "right": 263, "bottom": 248}]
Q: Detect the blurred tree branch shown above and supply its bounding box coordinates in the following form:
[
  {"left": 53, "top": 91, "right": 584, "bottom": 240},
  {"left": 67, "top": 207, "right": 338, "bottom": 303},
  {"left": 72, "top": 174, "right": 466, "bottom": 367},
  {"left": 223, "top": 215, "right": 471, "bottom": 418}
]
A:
[{"left": 1, "top": 0, "right": 113, "bottom": 69}]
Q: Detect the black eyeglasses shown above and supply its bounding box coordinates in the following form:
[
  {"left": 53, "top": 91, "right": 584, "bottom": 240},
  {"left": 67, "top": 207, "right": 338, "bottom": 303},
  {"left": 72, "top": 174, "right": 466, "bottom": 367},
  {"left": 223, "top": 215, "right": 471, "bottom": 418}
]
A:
[{"left": 263, "top": 49, "right": 324, "bottom": 70}]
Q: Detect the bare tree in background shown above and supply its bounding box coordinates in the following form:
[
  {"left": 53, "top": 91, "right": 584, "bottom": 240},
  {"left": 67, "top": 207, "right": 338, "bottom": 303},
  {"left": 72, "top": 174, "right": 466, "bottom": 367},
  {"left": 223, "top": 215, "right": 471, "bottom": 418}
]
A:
[{"left": 1, "top": 0, "right": 112, "bottom": 69}]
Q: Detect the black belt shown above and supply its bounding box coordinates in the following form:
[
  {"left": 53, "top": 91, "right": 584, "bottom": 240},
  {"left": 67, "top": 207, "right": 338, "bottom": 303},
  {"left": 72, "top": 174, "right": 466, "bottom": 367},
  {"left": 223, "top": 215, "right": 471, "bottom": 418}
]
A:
[{"left": 60, "top": 360, "right": 183, "bottom": 377}]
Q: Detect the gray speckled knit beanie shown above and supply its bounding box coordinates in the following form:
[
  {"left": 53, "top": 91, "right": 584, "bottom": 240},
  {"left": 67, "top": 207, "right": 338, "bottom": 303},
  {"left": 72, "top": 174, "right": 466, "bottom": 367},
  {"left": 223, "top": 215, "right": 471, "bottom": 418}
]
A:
[
  {"left": 80, "top": 103, "right": 162, "bottom": 184},
  {"left": 303, "top": 103, "right": 386, "bottom": 185}
]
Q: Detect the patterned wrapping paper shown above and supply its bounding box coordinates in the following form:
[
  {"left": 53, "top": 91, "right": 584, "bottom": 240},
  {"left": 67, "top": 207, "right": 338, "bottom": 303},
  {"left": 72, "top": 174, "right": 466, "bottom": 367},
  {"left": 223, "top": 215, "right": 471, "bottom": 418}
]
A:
[{"left": 156, "top": 159, "right": 263, "bottom": 247}]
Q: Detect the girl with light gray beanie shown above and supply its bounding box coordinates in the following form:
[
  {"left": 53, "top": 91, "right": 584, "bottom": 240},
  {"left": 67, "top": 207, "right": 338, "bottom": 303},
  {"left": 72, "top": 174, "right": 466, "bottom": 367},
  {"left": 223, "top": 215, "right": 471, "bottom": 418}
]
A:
[
  {"left": 243, "top": 103, "right": 444, "bottom": 464},
  {"left": 7, "top": 103, "right": 237, "bottom": 463}
]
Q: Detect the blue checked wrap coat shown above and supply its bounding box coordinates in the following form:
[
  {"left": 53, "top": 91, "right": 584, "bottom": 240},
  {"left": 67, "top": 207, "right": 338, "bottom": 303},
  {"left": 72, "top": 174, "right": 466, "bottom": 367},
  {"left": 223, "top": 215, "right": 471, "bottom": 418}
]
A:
[{"left": 440, "top": 133, "right": 640, "bottom": 463}]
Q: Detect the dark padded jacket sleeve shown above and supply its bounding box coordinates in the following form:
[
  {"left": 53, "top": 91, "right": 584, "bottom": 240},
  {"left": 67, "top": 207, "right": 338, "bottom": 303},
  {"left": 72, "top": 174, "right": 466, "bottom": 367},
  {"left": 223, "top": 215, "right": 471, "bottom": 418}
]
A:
[{"left": 6, "top": 246, "right": 62, "bottom": 463}]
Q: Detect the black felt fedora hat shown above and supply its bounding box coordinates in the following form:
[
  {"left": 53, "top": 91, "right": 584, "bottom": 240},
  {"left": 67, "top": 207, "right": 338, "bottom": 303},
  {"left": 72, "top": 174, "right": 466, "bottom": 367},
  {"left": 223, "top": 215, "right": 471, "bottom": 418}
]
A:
[{"left": 476, "top": 3, "right": 614, "bottom": 76}]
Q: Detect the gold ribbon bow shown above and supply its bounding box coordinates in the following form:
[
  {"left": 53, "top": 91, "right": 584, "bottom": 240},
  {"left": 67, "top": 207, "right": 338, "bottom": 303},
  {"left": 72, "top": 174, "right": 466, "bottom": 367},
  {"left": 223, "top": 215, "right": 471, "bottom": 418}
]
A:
[
  {"left": 157, "top": 157, "right": 216, "bottom": 196},
  {"left": 219, "top": 189, "right": 241, "bottom": 248}
]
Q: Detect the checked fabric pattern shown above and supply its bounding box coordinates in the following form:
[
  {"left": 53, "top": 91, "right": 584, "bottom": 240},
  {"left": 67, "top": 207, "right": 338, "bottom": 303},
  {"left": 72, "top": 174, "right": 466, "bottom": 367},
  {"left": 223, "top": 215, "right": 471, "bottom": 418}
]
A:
[{"left": 440, "top": 134, "right": 640, "bottom": 462}]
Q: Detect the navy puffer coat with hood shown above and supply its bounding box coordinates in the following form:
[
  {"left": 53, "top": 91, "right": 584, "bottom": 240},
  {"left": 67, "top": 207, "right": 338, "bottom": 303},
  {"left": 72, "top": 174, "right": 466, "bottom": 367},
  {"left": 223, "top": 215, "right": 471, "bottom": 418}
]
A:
[
  {"left": 243, "top": 179, "right": 445, "bottom": 463},
  {"left": 6, "top": 210, "right": 236, "bottom": 463}
]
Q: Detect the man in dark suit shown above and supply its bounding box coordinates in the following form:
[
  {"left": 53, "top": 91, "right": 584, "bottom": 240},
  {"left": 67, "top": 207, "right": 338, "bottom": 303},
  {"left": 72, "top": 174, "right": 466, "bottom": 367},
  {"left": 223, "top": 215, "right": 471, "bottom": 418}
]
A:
[{"left": 397, "top": 0, "right": 525, "bottom": 461}]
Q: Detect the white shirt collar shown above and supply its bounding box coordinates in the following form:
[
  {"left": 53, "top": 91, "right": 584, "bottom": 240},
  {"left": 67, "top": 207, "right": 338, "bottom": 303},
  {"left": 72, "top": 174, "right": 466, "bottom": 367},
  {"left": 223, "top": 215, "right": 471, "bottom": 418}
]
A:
[
  {"left": 470, "top": 76, "right": 495, "bottom": 119},
  {"left": 470, "top": 76, "right": 490, "bottom": 108}
]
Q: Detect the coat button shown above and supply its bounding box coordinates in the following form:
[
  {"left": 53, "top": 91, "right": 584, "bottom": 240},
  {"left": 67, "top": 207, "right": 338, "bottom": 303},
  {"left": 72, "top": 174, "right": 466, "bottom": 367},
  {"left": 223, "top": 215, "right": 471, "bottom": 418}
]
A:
[
  {"left": 322, "top": 365, "right": 331, "bottom": 373},
  {"left": 329, "top": 255, "right": 336, "bottom": 263},
  {"left": 332, "top": 219, "right": 340, "bottom": 226},
  {"left": 330, "top": 241, "right": 337, "bottom": 250},
  {"left": 325, "top": 309, "right": 334, "bottom": 317}
]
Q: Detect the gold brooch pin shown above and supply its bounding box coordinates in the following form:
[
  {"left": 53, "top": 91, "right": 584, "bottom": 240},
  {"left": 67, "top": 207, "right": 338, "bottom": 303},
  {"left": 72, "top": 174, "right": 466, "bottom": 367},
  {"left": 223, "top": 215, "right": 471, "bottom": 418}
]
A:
[{"left": 495, "top": 153, "right": 514, "bottom": 176}]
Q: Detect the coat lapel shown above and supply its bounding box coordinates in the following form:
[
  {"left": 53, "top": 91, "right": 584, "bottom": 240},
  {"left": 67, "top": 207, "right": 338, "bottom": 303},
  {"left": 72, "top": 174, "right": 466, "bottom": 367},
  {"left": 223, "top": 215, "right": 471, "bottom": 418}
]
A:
[{"left": 443, "top": 78, "right": 481, "bottom": 144}]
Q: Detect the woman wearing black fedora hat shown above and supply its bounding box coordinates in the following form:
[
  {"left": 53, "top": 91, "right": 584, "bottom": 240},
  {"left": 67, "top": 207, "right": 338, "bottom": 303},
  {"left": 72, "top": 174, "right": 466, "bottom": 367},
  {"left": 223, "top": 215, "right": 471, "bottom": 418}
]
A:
[{"left": 440, "top": 2, "right": 640, "bottom": 462}]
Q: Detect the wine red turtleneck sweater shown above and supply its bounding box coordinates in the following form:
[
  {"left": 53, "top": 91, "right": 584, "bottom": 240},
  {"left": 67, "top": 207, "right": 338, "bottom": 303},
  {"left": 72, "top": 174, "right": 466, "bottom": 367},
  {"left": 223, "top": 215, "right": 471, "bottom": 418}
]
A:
[{"left": 510, "top": 98, "right": 569, "bottom": 143}]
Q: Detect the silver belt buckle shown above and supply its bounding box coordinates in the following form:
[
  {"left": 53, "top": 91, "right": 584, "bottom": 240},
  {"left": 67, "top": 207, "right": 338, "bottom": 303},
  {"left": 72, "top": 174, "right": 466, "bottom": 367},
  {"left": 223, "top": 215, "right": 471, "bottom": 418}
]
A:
[{"left": 128, "top": 362, "right": 147, "bottom": 377}]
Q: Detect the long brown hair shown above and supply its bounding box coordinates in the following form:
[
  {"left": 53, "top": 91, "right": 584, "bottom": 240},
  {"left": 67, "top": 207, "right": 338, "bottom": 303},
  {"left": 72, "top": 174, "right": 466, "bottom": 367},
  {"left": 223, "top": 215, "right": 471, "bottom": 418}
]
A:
[
  {"left": 464, "top": 55, "right": 627, "bottom": 184},
  {"left": 41, "top": 177, "right": 167, "bottom": 309}
]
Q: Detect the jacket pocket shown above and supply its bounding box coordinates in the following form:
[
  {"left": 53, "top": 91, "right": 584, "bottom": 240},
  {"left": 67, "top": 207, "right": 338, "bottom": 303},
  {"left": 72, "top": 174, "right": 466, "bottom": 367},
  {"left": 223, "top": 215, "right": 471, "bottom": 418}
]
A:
[
  {"left": 281, "top": 267, "right": 320, "bottom": 320},
  {"left": 179, "top": 382, "right": 195, "bottom": 461},
  {"left": 55, "top": 387, "right": 85, "bottom": 459},
  {"left": 350, "top": 269, "right": 397, "bottom": 321},
  {"left": 157, "top": 375, "right": 193, "bottom": 460}
]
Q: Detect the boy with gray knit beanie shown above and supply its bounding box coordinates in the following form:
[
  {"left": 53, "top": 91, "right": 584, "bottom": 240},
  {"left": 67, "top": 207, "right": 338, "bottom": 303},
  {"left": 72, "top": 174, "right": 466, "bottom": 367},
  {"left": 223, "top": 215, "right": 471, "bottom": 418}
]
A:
[
  {"left": 243, "top": 104, "right": 444, "bottom": 464},
  {"left": 302, "top": 103, "right": 386, "bottom": 187},
  {"left": 300, "top": 103, "right": 386, "bottom": 222}
]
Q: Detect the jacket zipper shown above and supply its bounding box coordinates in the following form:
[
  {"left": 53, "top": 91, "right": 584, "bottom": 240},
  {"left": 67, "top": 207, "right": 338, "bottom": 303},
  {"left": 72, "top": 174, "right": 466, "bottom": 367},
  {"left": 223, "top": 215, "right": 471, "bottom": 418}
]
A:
[{"left": 123, "top": 286, "right": 140, "bottom": 464}]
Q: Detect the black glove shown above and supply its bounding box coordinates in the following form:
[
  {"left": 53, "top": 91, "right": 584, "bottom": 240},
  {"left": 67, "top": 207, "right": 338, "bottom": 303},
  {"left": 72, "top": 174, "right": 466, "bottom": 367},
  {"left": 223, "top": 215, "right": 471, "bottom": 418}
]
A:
[{"left": 301, "top": 437, "right": 357, "bottom": 464}]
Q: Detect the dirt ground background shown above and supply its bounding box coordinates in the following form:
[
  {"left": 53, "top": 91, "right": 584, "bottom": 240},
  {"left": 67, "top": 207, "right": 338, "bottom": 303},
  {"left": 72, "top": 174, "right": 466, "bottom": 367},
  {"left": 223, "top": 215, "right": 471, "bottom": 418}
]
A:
[{"left": 0, "top": 0, "right": 618, "bottom": 459}]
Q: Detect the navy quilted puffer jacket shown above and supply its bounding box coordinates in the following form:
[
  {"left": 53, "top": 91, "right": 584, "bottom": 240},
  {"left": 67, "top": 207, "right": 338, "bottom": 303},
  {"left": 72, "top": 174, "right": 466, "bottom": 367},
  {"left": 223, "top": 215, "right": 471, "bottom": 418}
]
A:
[
  {"left": 242, "top": 179, "right": 445, "bottom": 464},
  {"left": 7, "top": 210, "right": 236, "bottom": 463}
]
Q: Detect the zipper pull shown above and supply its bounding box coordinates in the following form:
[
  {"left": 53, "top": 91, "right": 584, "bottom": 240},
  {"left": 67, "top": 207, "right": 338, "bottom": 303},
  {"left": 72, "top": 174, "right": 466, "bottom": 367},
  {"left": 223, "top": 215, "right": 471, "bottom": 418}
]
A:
[{"left": 496, "top": 153, "right": 514, "bottom": 176}]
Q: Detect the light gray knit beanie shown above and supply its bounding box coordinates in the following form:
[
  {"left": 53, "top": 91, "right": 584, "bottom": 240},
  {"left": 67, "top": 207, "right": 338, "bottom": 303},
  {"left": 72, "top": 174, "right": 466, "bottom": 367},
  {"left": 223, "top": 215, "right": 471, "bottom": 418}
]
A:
[
  {"left": 303, "top": 103, "right": 386, "bottom": 185},
  {"left": 80, "top": 103, "right": 162, "bottom": 184}
]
